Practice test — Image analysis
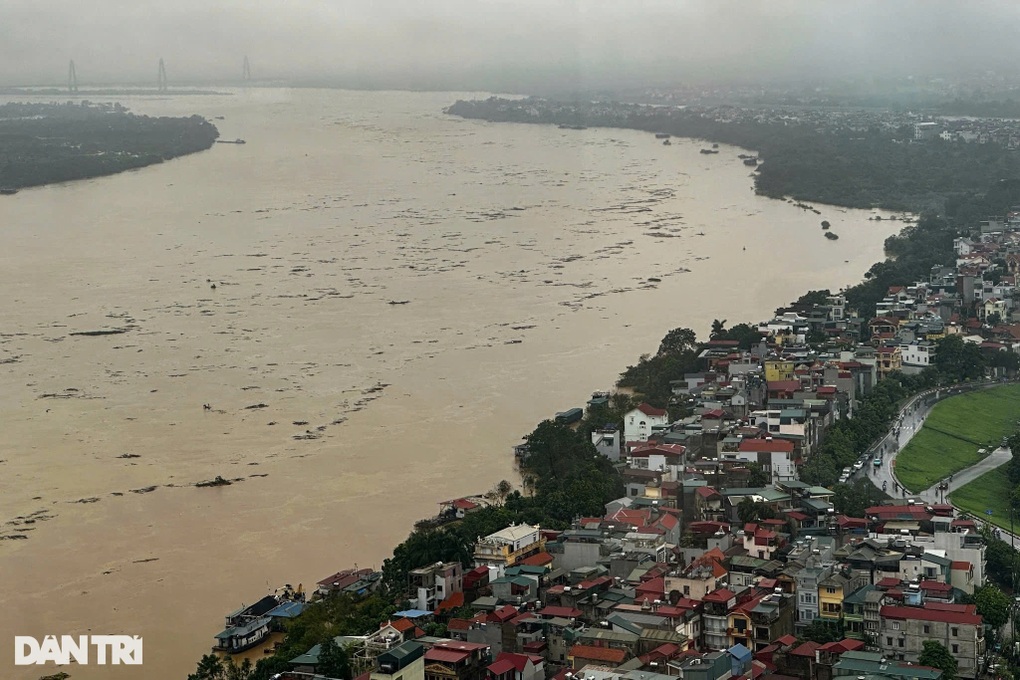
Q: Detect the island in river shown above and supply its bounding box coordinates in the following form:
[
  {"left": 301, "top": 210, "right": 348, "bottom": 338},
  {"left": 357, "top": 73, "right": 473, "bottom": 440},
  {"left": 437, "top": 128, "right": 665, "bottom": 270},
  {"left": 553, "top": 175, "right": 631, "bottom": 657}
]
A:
[{"left": 0, "top": 101, "right": 218, "bottom": 190}]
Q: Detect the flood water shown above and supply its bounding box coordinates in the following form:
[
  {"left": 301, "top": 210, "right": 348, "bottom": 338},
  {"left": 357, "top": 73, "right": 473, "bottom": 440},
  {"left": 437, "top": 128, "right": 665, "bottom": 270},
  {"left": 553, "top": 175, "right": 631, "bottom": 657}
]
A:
[{"left": 0, "top": 88, "right": 899, "bottom": 679}]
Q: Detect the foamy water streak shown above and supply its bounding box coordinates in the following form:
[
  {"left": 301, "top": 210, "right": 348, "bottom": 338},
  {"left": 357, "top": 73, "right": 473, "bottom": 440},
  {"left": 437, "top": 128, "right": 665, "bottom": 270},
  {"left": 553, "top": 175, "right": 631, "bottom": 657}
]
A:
[{"left": 0, "top": 88, "right": 899, "bottom": 678}]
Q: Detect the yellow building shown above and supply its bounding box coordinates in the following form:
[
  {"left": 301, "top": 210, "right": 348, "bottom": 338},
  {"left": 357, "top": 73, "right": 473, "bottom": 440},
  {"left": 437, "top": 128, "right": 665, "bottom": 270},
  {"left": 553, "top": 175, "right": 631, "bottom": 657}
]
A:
[
  {"left": 876, "top": 346, "right": 902, "bottom": 379},
  {"left": 764, "top": 360, "right": 795, "bottom": 383},
  {"left": 818, "top": 573, "right": 849, "bottom": 621},
  {"left": 473, "top": 524, "right": 545, "bottom": 576}
]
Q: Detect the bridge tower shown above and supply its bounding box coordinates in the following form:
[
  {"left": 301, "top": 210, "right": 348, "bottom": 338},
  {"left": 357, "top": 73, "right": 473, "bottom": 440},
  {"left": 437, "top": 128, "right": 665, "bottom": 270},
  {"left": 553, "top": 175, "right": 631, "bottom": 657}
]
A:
[
  {"left": 157, "top": 58, "right": 168, "bottom": 92},
  {"left": 243, "top": 56, "right": 251, "bottom": 82},
  {"left": 68, "top": 60, "right": 78, "bottom": 92}
]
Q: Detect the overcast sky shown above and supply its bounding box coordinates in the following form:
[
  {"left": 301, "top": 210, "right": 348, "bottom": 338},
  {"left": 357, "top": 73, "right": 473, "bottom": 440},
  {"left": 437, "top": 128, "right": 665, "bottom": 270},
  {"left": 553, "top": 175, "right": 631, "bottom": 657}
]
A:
[{"left": 3, "top": 1, "right": 1020, "bottom": 91}]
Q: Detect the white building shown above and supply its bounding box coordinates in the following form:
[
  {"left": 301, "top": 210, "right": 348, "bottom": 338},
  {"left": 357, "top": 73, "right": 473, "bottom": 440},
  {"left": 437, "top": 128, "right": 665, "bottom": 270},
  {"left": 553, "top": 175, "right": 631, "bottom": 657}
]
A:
[{"left": 624, "top": 403, "right": 669, "bottom": 443}]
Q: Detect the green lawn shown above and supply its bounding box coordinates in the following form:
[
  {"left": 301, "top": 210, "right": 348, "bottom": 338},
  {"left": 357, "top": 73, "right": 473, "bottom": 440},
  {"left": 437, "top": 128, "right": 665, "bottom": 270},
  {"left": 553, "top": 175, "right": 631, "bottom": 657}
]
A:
[
  {"left": 949, "top": 468, "right": 1016, "bottom": 533},
  {"left": 895, "top": 384, "right": 1020, "bottom": 492}
]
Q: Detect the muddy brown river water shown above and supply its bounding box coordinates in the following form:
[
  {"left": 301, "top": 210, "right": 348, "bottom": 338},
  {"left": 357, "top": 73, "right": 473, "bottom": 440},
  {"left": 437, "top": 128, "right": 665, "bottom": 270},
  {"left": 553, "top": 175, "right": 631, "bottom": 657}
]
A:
[{"left": 0, "top": 88, "right": 899, "bottom": 679}]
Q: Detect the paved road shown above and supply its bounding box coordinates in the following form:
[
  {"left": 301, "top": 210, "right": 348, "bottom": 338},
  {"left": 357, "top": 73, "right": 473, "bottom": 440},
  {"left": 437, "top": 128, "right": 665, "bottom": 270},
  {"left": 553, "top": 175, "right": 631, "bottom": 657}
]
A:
[{"left": 860, "top": 380, "right": 1020, "bottom": 542}]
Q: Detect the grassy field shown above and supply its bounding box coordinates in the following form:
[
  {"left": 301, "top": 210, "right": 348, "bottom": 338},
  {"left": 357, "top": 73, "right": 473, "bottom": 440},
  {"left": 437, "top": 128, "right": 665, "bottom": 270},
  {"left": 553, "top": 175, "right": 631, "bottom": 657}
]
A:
[
  {"left": 949, "top": 468, "right": 1015, "bottom": 533},
  {"left": 895, "top": 383, "right": 1020, "bottom": 492}
]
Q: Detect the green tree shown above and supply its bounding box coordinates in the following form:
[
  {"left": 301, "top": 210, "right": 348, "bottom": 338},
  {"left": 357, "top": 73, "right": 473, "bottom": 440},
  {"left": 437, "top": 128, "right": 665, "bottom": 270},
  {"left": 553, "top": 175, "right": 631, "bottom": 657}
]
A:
[
  {"left": 225, "top": 658, "right": 254, "bottom": 680},
  {"left": 188, "top": 654, "right": 226, "bottom": 680},
  {"left": 833, "top": 479, "right": 885, "bottom": 517},
  {"left": 657, "top": 327, "right": 697, "bottom": 357},
  {"left": 318, "top": 636, "right": 351, "bottom": 680},
  {"left": 737, "top": 498, "right": 776, "bottom": 524},
  {"left": 975, "top": 585, "right": 1012, "bottom": 630},
  {"left": 746, "top": 462, "right": 770, "bottom": 488},
  {"left": 918, "top": 640, "right": 957, "bottom": 680},
  {"left": 934, "top": 335, "right": 985, "bottom": 383},
  {"left": 800, "top": 618, "right": 842, "bottom": 643},
  {"left": 710, "top": 319, "right": 727, "bottom": 338}
]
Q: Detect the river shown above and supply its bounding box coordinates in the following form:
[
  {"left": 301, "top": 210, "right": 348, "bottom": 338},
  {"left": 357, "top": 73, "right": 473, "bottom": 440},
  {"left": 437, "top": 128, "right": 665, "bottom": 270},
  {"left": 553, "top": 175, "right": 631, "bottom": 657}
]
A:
[{"left": 0, "top": 88, "right": 900, "bottom": 679}]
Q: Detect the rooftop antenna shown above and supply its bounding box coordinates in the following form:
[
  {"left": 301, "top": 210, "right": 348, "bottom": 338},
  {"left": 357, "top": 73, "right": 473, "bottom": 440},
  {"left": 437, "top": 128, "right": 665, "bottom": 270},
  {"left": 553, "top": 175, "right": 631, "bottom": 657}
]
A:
[
  {"left": 157, "top": 58, "right": 168, "bottom": 92},
  {"left": 243, "top": 55, "right": 251, "bottom": 82},
  {"left": 68, "top": 60, "right": 78, "bottom": 93}
]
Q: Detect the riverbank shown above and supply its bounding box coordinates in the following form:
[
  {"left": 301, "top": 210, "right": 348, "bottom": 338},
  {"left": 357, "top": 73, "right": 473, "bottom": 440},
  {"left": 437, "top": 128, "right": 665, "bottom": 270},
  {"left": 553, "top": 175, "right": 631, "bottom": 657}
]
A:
[
  {"left": 0, "top": 88, "right": 902, "bottom": 680},
  {"left": 0, "top": 101, "right": 218, "bottom": 190},
  {"left": 445, "top": 96, "right": 1020, "bottom": 213}
]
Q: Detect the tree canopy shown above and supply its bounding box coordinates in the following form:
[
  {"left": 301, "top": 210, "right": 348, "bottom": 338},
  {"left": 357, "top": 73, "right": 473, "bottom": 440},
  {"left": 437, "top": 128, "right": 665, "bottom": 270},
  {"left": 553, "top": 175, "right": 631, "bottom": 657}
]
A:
[{"left": 917, "top": 641, "right": 957, "bottom": 680}]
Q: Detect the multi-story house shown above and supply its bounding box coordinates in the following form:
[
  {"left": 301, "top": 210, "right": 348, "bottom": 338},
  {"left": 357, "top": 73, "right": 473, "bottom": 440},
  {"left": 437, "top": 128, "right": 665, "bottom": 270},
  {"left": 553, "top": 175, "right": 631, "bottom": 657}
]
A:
[
  {"left": 701, "top": 588, "right": 736, "bottom": 651},
  {"left": 409, "top": 562, "right": 463, "bottom": 612},
  {"left": 747, "top": 591, "right": 795, "bottom": 652},
  {"left": 794, "top": 561, "right": 832, "bottom": 629},
  {"left": 473, "top": 524, "right": 545, "bottom": 577},
  {"left": 879, "top": 603, "right": 985, "bottom": 679},
  {"left": 624, "top": 403, "right": 669, "bottom": 444},
  {"left": 818, "top": 572, "right": 850, "bottom": 623}
]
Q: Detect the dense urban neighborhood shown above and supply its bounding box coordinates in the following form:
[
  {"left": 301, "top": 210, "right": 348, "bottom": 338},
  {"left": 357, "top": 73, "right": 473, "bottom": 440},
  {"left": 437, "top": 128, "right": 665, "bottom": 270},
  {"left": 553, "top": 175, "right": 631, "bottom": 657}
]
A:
[{"left": 189, "top": 208, "right": 1020, "bottom": 680}]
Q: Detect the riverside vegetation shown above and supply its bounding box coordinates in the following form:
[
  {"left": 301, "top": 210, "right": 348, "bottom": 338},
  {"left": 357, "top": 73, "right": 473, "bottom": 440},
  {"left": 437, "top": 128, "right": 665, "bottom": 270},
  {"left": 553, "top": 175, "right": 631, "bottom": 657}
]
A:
[
  {"left": 185, "top": 113, "right": 1020, "bottom": 680},
  {"left": 0, "top": 101, "right": 218, "bottom": 189},
  {"left": 446, "top": 97, "right": 1020, "bottom": 214}
]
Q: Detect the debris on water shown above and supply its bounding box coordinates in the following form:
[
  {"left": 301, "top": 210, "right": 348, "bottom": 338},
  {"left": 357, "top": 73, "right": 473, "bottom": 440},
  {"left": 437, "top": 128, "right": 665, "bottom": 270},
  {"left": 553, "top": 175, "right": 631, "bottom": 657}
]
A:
[{"left": 196, "top": 476, "right": 232, "bottom": 488}]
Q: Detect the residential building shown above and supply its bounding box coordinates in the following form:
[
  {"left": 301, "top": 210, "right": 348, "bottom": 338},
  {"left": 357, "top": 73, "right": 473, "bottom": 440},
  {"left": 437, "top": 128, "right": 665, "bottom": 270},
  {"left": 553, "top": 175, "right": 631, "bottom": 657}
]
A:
[
  {"left": 624, "top": 404, "right": 669, "bottom": 444},
  {"left": 879, "top": 603, "right": 984, "bottom": 679},
  {"left": 410, "top": 562, "right": 463, "bottom": 612},
  {"left": 474, "top": 524, "right": 546, "bottom": 577}
]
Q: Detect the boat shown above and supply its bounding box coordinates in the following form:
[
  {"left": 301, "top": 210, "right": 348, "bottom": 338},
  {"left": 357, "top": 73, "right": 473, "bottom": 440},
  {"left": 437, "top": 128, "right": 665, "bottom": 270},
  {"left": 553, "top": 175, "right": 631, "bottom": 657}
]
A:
[
  {"left": 558, "top": 124, "right": 587, "bottom": 130},
  {"left": 696, "top": 231, "right": 706, "bottom": 236},
  {"left": 699, "top": 148, "right": 719, "bottom": 155},
  {"left": 825, "top": 232, "right": 839, "bottom": 240},
  {"left": 662, "top": 139, "right": 671, "bottom": 146},
  {"left": 0, "top": 187, "right": 17, "bottom": 195},
  {"left": 654, "top": 133, "right": 671, "bottom": 139},
  {"left": 743, "top": 158, "right": 759, "bottom": 166},
  {"left": 215, "top": 138, "right": 246, "bottom": 144}
]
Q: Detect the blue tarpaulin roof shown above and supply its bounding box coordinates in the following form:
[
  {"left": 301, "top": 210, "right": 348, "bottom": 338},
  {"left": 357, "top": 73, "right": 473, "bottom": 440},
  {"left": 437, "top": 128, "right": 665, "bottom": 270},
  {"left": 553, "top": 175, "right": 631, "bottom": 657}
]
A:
[{"left": 267, "top": 601, "right": 306, "bottom": 618}]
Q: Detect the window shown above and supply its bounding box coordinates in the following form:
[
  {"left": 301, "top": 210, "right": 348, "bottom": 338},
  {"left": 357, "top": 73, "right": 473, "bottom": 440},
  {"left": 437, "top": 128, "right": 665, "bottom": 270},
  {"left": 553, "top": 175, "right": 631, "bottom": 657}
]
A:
[
  {"left": 886, "top": 637, "right": 893, "bottom": 646},
  {"left": 952, "top": 644, "right": 959, "bottom": 654},
  {"left": 826, "top": 587, "right": 836, "bottom": 594},
  {"left": 898, "top": 639, "right": 904, "bottom": 648},
  {"left": 683, "top": 585, "right": 690, "bottom": 595},
  {"left": 923, "top": 624, "right": 930, "bottom": 634},
  {"left": 952, "top": 627, "right": 959, "bottom": 637},
  {"left": 891, "top": 621, "right": 900, "bottom": 630}
]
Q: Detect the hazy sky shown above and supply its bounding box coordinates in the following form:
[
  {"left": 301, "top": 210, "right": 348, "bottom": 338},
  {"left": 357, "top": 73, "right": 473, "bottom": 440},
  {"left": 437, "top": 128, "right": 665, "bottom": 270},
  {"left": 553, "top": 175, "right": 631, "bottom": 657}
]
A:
[{"left": 3, "top": 1, "right": 1020, "bottom": 91}]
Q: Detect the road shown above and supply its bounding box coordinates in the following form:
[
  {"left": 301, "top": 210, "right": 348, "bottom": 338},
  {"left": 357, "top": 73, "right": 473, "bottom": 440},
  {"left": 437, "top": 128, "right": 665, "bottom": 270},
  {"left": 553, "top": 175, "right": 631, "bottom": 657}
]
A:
[{"left": 860, "top": 380, "right": 1019, "bottom": 543}]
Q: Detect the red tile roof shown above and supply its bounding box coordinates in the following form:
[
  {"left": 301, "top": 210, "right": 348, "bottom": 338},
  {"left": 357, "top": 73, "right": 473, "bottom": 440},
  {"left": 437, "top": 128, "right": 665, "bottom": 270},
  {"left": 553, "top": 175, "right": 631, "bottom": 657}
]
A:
[
  {"left": 426, "top": 648, "right": 472, "bottom": 664},
  {"left": 637, "top": 403, "right": 668, "bottom": 417},
  {"left": 790, "top": 641, "right": 821, "bottom": 657},
  {"left": 495, "top": 652, "right": 543, "bottom": 672},
  {"left": 488, "top": 660, "right": 516, "bottom": 676},
  {"left": 696, "top": 486, "right": 721, "bottom": 499},
  {"left": 448, "top": 618, "right": 471, "bottom": 631},
  {"left": 703, "top": 587, "right": 736, "bottom": 603},
  {"left": 951, "top": 560, "right": 972, "bottom": 571},
  {"left": 538, "top": 606, "right": 582, "bottom": 619},
  {"left": 520, "top": 552, "right": 554, "bottom": 567},
  {"left": 880, "top": 604, "right": 981, "bottom": 625},
  {"left": 436, "top": 592, "right": 465, "bottom": 613},
  {"left": 738, "top": 438, "right": 794, "bottom": 453},
  {"left": 391, "top": 618, "right": 416, "bottom": 633},
  {"left": 569, "top": 645, "right": 627, "bottom": 664}
]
